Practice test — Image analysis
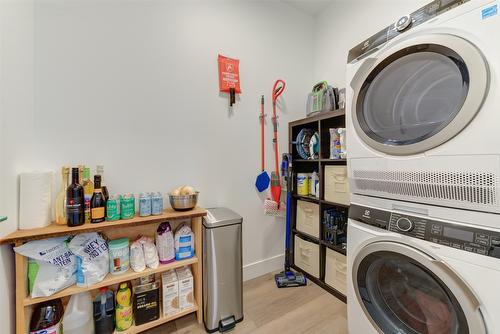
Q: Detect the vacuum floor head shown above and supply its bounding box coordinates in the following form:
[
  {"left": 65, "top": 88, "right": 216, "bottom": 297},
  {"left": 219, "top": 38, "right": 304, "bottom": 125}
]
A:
[{"left": 275, "top": 270, "right": 307, "bottom": 288}]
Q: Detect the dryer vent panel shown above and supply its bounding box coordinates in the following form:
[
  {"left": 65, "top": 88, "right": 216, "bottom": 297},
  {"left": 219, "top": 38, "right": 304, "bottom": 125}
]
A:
[{"left": 349, "top": 156, "right": 500, "bottom": 213}]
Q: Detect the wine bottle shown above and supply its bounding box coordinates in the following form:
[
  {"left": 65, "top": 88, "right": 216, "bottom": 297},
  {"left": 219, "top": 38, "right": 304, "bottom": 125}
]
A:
[
  {"left": 66, "top": 167, "right": 85, "bottom": 227},
  {"left": 82, "top": 167, "right": 94, "bottom": 224},
  {"left": 91, "top": 175, "right": 106, "bottom": 223},
  {"left": 55, "top": 166, "right": 70, "bottom": 225},
  {"left": 96, "top": 165, "right": 109, "bottom": 201}
]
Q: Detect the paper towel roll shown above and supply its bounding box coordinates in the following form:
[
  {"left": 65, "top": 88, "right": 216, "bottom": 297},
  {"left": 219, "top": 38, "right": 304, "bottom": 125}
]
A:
[{"left": 19, "top": 171, "right": 54, "bottom": 230}]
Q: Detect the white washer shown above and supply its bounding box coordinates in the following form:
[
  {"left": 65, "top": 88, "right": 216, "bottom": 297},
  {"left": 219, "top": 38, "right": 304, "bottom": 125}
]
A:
[
  {"left": 346, "top": 0, "right": 500, "bottom": 214},
  {"left": 347, "top": 194, "right": 500, "bottom": 334}
]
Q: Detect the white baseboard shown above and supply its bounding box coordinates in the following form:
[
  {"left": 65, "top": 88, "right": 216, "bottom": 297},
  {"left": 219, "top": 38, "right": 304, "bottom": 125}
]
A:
[{"left": 243, "top": 253, "right": 284, "bottom": 281}]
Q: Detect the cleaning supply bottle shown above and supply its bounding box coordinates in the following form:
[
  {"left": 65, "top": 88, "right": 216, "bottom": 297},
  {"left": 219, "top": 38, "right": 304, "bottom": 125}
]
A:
[
  {"left": 115, "top": 282, "right": 133, "bottom": 331},
  {"left": 29, "top": 299, "right": 64, "bottom": 334},
  {"left": 63, "top": 291, "right": 95, "bottom": 334},
  {"left": 310, "top": 171, "right": 319, "bottom": 198},
  {"left": 93, "top": 287, "right": 115, "bottom": 334}
]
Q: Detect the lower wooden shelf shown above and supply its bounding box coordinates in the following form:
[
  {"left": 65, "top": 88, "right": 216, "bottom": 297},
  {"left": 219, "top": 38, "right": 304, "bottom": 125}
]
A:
[
  {"left": 24, "top": 256, "right": 198, "bottom": 306},
  {"left": 321, "top": 241, "right": 347, "bottom": 255},
  {"left": 292, "top": 229, "right": 320, "bottom": 243},
  {"left": 321, "top": 199, "right": 350, "bottom": 208},
  {"left": 292, "top": 265, "right": 346, "bottom": 303},
  {"left": 115, "top": 304, "right": 198, "bottom": 334},
  {"left": 293, "top": 194, "right": 320, "bottom": 203}
]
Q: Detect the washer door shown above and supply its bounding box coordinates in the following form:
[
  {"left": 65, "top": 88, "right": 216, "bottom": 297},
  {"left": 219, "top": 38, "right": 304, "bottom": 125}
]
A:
[
  {"left": 351, "top": 34, "right": 489, "bottom": 155},
  {"left": 352, "top": 241, "right": 486, "bottom": 334}
]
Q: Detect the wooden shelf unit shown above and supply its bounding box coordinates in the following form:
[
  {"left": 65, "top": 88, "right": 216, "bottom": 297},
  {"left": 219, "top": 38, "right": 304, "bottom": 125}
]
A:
[
  {"left": 114, "top": 304, "right": 198, "bottom": 334},
  {"left": 288, "top": 110, "right": 348, "bottom": 302},
  {"left": 0, "top": 207, "right": 207, "bottom": 334}
]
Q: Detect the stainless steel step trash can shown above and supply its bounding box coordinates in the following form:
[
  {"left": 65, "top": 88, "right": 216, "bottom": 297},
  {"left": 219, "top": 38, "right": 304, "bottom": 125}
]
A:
[{"left": 203, "top": 208, "right": 243, "bottom": 333}]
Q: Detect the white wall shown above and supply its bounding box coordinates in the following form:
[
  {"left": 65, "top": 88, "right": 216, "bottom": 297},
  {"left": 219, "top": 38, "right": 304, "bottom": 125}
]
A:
[
  {"left": 313, "top": 0, "right": 429, "bottom": 87},
  {"left": 1, "top": 3, "right": 314, "bottom": 330},
  {"left": 1, "top": 1, "right": 35, "bottom": 332}
]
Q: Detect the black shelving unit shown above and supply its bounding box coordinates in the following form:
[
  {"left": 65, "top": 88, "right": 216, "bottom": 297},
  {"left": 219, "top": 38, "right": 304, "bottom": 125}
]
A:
[{"left": 288, "top": 110, "right": 348, "bottom": 303}]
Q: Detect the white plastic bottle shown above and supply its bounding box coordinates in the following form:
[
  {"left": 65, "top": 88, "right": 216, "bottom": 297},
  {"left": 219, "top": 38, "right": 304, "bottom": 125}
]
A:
[
  {"left": 310, "top": 171, "right": 319, "bottom": 198},
  {"left": 63, "top": 291, "right": 95, "bottom": 334}
]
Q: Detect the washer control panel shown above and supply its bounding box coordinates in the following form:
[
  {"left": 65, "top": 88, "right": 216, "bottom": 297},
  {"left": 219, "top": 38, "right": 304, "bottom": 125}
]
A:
[
  {"left": 395, "top": 217, "right": 413, "bottom": 232},
  {"left": 350, "top": 204, "right": 500, "bottom": 259}
]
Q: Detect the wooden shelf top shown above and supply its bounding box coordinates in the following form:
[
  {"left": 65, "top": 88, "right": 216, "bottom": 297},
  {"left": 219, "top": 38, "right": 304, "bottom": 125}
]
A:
[
  {"left": 0, "top": 207, "right": 207, "bottom": 245},
  {"left": 322, "top": 241, "right": 347, "bottom": 255},
  {"left": 293, "top": 194, "right": 320, "bottom": 203},
  {"left": 321, "top": 200, "right": 350, "bottom": 208},
  {"left": 293, "top": 159, "right": 319, "bottom": 163},
  {"left": 24, "top": 256, "right": 198, "bottom": 306},
  {"left": 289, "top": 109, "right": 345, "bottom": 127},
  {"left": 115, "top": 304, "right": 198, "bottom": 334},
  {"left": 292, "top": 229, "right": 320, "bottom": 243}
]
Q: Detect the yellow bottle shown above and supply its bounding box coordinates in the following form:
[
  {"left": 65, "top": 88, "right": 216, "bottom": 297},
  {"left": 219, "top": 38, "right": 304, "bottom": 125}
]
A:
[
  {"left": 82, "top": 168, "right": 94, "bottom": 224},
  {"left": 55, "top": 166, "right": 70, "bottom": 225},
  {"left": 115, "top": 282, "right": 133, "bottom": 331},
  {"left": 78, "top": 165, "right": 85, "bottom": 185}
]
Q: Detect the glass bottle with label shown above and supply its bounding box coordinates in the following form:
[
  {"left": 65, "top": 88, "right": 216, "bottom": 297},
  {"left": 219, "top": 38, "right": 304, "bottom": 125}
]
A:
[
  {"left": 96, "top": 165, "right": 109, "bottom": 201},
  {"left": 91, "top": 175, "right": 106, "bottom": 223},
  {"left": 82, "top": 168, "right": 94, "bottom": 224},
  {"left": 29, "top": 299, "right": 64, "bottom": 334},
  {"left": 55, "top": 166, "right": 70, "bottom": 226},
  {"left": 78, "top": 165, "right": 85, "bottom": 185},
  {"left": 66, "top": 167, "right": 85, "bottom": 226}
]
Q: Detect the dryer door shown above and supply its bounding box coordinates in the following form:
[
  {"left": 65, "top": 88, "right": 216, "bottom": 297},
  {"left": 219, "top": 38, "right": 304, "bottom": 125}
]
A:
[
  {"left": 351, "top": 34, "right": 489, "bottom": 155},
  {"left": 352, "top": 241, "right": 486, "bottom": 334}
]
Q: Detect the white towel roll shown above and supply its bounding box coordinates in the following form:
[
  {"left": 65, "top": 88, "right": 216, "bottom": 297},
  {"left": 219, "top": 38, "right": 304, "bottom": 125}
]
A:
[{"left": 19, "top": 171, "right": 54, "bottom": 230}]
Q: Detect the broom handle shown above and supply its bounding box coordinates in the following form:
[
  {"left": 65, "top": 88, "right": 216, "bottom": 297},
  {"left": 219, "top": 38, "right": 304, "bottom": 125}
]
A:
[
  {"left": 261, "top": 96, "right": 265, "bottom": 172},
  {"left": 272, "top": 80, "right": 286, "bottom": 177},
  {"left": 273, "top": 104, "right": 279, "bottom": 177}
]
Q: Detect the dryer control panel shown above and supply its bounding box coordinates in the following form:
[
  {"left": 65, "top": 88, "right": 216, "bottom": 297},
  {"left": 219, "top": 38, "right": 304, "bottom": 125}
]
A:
[
  {"left": 350, "top": 204, "right": 500, "bottom": 259},
  {"left": 348, "top": 0, "right": 470, "bottom": 62}
]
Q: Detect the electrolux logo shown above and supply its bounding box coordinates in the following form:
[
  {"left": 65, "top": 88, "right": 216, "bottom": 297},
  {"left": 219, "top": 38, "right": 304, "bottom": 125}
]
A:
[{"left": 362, "top": 40, "right": 370, "bottom": 50}]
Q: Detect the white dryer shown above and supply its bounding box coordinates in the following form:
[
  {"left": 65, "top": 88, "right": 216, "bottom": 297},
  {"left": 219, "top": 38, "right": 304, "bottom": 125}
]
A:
[
  {"left": 346, "top": 0, "right": 500, "bottom": 214},
  {"left": 347, "top": 194, "right": 500, "bottom": 334}
]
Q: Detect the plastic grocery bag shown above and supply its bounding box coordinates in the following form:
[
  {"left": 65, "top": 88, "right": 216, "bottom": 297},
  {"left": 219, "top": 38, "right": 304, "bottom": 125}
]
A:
[
  {"left": 138, "top": 236, "right": 159, "bottom": 269},
  {"left": 14, "top": 236, "right": 76, "bottom": 297},
  {"left": 68, "top": 232, "right": 109, "bottom": 287},
  {"left": 130, "top": 239, "right": 146, "bottom": 272}
]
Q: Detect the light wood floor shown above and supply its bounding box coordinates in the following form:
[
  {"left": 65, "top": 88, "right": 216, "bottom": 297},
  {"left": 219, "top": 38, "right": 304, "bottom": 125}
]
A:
[{"left": 145, "top": 272, "right": 347, "bottom": 334}]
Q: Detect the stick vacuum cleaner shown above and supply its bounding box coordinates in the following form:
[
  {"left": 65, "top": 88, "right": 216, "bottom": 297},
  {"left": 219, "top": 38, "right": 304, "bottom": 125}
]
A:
[{"left": 275, "top": 154, "right": 307, "bottom": 288}]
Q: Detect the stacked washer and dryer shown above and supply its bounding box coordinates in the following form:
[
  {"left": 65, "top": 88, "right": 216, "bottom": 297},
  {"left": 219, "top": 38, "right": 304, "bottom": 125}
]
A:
[{"left": 345, "top": 1, "right": 500, "bottom": 333}]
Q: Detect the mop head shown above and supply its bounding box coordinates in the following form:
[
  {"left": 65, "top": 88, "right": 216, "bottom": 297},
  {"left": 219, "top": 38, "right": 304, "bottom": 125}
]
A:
[
  {"left": 264, "top": 199, "right": 285, "bottom": 217},
  {"left": 275, "top": 270, "right": 307, "bottom": 288}
]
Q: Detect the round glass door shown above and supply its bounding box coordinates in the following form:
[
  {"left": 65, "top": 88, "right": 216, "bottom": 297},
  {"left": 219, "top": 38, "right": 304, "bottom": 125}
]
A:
[
  {"left": 358, "top": 46, "right": 468, "bottom": 146},
  {"left": 357, "top": 251, "right": 468, "bottom": 334},
  {"left": 351, "top": 35, "right": 489, "bottom": 155}
]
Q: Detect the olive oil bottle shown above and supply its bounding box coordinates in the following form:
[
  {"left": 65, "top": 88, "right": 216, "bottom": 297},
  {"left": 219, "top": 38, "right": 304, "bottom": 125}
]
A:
[
  {"left": 82, "top": 167, "right": 94, "bottom": 224},
  {"left": 55, "top": 166, "right": 70, "bottom": 225},
  {"left": 90, "top": 175, "right": 106, "bottom": 223}
]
